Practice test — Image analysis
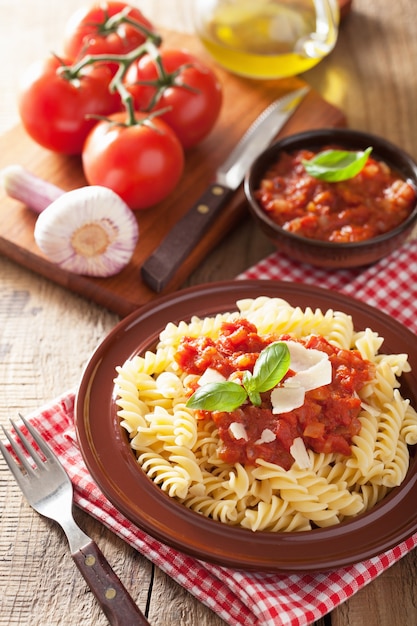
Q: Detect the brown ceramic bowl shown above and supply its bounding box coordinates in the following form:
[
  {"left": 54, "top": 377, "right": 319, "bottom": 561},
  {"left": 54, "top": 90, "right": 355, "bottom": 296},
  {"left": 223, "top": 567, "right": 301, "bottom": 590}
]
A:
[
  {"left": 244, "top": 129, "right": 417, "bottom": 269},
  {"left": 75, "top": 280, "right": 417, "bottom": 573},
  {"left": 339, "top": 0, "right": 353, "bottom": 20}
]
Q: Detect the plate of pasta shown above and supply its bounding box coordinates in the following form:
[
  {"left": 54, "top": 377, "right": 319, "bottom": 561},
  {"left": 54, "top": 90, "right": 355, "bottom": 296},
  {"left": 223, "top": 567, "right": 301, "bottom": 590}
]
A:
[{"left": 75, "top": 281, "right": 417, "bottom": 572}]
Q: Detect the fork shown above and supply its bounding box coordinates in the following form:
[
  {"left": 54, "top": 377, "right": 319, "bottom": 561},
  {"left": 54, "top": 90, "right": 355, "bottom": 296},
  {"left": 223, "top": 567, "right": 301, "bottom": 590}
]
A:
[{"left": 0, "top": 414, "right": 150, "bottom": 626}]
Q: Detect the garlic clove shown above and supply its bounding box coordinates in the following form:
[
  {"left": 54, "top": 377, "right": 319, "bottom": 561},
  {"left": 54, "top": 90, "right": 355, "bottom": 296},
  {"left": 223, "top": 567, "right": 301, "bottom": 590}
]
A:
[
  {"left": 1, "top": 164, "right": 63, "bottom": 214},
  {"left": 34, "top": 186, "right": 139, "bottom": 277}
]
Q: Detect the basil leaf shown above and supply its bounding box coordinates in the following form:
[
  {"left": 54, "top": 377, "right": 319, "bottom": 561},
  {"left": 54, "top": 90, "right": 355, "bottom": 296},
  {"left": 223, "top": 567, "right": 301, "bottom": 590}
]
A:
[
  {"left": 247, "top": 390, "right": 262, "bottom": 407},
  {"left": 186, "top": 381, "right": 247, "bottom": 412},
  {"left": 242, "top": 370, "right": 262, "bottom": 406},
  {"left": 242, "top": 369, "right": 255, "bottom": 392},
  {"left": 302, "top": 146, "right": 373, "bottom": 182},
  {"left": 186, "top": 342, "right": 291, "bottom": 413},
  {"left": 252, "top": 342, "right": 290, "bottom": 392}
]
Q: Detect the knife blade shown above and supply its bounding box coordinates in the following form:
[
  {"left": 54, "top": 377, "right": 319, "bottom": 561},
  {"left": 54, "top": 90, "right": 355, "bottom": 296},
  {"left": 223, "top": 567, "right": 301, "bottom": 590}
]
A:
[{"left": 141, "top": 85, "right": 310, "bottom": 293}]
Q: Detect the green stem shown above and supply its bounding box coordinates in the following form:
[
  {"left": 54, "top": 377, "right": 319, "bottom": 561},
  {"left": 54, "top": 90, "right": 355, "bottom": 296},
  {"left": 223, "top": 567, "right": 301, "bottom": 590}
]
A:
[
  {"left": 60, "top": 40, "right": 160, "bottom": 125},
  {"left": 66, "top": 40, "right": 151, "bottom": 76},
  {"left": 55, "top": 17, "right": 199, "bottom": 127},
  {"left": 147, "top": 41, "right": 170, "bottom": 81},
  {"left": 131, "top": 57, "right": 200, "bottom": 112},
  {"left": 114, "top": 76, "right": 137, "bottom": 126},
  {"left": 102, "top": 7, "right": 161, "bottom": 45}
]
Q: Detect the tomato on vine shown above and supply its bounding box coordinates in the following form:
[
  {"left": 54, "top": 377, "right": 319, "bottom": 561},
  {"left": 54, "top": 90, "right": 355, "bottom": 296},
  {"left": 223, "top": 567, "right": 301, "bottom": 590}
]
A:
[
  {"left": 124, "top": 48, "right": 223, "bottom": 149},
  {"left": 63, "top": 1, "right": 157, "bottom": 62},
  {"left": 18, "top": 55, "right": 121, "bottom": 154},
  {"left": 17, "top": 2, "right": 223, "bottom": 207},
  {"left": 82, "top": 111, "right": 185, "bottom": 210}
]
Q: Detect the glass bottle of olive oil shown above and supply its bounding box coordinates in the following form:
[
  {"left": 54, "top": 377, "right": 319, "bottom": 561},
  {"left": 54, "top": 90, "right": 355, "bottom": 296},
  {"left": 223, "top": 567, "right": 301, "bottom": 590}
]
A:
[{"left": 192, "top": 0, "right": 340, "bottom": 79}]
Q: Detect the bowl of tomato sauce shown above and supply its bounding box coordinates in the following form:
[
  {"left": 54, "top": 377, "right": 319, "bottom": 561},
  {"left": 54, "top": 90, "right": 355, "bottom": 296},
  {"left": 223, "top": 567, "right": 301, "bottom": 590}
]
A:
[{"left": 244, "top": 128, "right": 417, "bottom": 268}]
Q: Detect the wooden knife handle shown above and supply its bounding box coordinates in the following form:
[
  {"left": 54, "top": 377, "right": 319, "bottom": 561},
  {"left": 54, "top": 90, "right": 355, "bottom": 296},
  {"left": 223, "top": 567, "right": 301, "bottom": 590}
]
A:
[
  {"left": 72, "top": 540, "right": 150, "bottom": 626},
  {"left": 141, "top": 182, "right": 233, "bottom": 292}
]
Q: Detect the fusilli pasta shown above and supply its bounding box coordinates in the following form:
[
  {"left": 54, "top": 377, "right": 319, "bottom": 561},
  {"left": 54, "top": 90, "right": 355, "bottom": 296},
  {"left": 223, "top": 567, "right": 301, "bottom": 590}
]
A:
[{"left": 114, "top": 297, "right": 417, "bottom": 531}]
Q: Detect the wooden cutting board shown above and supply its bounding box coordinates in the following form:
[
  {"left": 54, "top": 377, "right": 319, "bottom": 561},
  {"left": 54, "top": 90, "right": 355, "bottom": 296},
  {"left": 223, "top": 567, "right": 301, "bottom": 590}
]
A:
[{"left": 0, "top": 30, "right": 346, "bottom": 318}]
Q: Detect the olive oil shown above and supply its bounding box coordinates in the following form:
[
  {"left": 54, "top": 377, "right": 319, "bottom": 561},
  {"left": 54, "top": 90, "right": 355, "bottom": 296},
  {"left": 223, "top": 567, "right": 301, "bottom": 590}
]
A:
[{"left": 194, "top": 0, "right": 339, "bottom": 79}]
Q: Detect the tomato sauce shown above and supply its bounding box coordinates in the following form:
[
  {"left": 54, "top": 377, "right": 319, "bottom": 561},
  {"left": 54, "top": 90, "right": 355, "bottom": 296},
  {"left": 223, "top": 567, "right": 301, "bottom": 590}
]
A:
[
  {"left": 175, "top": 319, "right": 375, "bottom": 470},
  {"left": 255, "top": 147, "right": 417, "bottom": 243}
]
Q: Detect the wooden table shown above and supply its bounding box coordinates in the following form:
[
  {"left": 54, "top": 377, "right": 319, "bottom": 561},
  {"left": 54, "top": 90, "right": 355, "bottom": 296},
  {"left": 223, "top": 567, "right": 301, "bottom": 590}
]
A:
[{"left": 0, "top": 1, "right": 416, "bottom": 625}]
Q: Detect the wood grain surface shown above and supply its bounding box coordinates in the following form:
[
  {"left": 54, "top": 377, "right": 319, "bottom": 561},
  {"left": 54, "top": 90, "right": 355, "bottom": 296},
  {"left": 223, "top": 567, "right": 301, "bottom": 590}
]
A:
[
  {"left": 0, "top": 36, "right": 345, "bottom": 316},
  {"left": 1, "top": 1, "right": 417, "bottom": 626}
]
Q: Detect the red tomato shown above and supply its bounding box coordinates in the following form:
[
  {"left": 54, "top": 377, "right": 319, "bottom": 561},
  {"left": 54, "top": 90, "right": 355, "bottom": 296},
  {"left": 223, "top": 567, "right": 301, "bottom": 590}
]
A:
[
  {"left": 124, "top": 48, "right": 223, "bottom": 149},
  {"left": 63, "top": 1, "right": 155, "bottom": 61},
  {"left": 82, "top": 112, "right": 185, "bottom": 210},
  {"left": 18, "top": 56, "right": 121, "bottom": 154}
]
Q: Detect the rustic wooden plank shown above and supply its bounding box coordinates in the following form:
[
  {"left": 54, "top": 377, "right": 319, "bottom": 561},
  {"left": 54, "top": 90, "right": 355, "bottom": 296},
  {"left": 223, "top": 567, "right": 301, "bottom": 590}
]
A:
[
  {"left": 0, "top": 28, "right": 346, "bottom": 317},
  {"left": 331, "top": 551, "right": 417, "bottom": 626},
  {"left": 1, "top": 1, "right": 417, "bottom": 626},
  {"left": 148, "top": 567, "right": 227, "bottom": 625}
]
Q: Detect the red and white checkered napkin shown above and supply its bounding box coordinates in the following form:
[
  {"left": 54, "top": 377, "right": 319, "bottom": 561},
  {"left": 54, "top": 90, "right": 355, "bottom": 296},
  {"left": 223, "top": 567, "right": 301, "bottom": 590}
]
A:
[
  {"left": 238, "top": 240, "right": 417, "bottom": 335},
  {"left": 27, "top": 240, "right": 417, "bottom": 626}
]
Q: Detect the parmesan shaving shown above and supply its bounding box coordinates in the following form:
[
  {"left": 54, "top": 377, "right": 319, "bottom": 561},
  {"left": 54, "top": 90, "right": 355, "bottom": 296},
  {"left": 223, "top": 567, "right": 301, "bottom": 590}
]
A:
[
  {"left": 271, "top": 341, "right": 332, "bottom": 413},
  {"left": 271, "top": 385, "right": 305, "bottom": 414},
  {"left": 290, "top": 437, "right": 312, "bottom": 469},
  {"left": 285, "top": 340, "right": 332, "bottom": 391},
  {"left": 255, "top": 428, "right": 276, "bottom": 445},
  {"left": 229, "top": 422, "right": 248, "bottom": 441},
  {"left": 198, "top": 367, "right": 226, "bottom": 386}
]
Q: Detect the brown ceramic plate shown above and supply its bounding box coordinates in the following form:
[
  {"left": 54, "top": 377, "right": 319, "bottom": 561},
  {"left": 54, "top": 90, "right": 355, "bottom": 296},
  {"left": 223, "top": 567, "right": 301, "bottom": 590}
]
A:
[{"left": 75, "top": 281, "right": 417, "bottom": 572}]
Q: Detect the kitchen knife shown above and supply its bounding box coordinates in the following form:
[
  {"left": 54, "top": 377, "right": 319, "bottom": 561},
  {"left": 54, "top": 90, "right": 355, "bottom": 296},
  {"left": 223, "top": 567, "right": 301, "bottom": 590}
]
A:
[{"left": 141, "top": 85, "right": 310, "bottom": 293}]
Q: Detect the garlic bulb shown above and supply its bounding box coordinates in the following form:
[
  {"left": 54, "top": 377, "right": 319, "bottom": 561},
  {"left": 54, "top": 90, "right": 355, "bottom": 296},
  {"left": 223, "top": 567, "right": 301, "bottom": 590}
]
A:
[
  {"left": 2, "top": 165, "right": 139, "bottom": 277},
  {"left": 34, "top": 186, "right": 139, "bottom": 277}
]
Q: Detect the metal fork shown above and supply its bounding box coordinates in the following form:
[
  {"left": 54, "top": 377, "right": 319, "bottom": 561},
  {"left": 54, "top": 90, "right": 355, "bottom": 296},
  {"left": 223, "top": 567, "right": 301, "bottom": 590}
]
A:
[{"left": 0, "top": 414, "right": 150, "bottom": 626}]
